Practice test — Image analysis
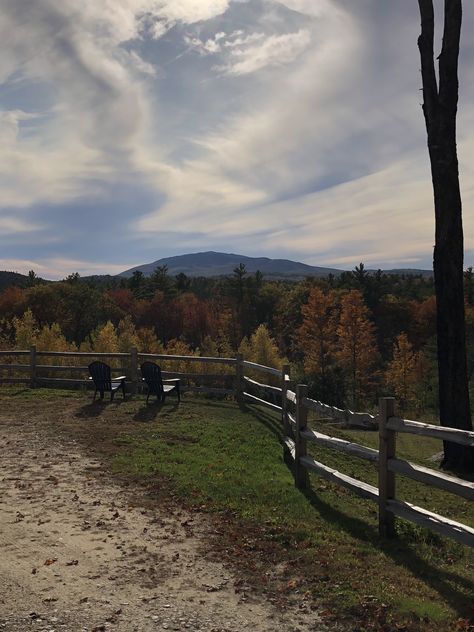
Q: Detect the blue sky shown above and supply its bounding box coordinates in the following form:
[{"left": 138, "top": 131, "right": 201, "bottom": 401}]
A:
[{"left": 1, "top": 0, "right": 474, "bottom": 279}]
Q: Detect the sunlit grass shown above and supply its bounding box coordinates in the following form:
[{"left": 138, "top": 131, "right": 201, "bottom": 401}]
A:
[{"left": 111, "top": 397, "right": 474, "bottom": 629}]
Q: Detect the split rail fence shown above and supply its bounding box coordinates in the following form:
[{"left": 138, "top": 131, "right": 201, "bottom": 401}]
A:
[{"left": 1, "top": 347, "right": 473, "bottom": 547}]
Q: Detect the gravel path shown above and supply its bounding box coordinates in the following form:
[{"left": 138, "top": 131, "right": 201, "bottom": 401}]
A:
[{"left": 0, "top": 411, "right": 330, "bottom": 632}]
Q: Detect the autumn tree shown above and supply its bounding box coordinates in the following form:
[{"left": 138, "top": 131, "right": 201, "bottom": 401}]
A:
[
  {"left": 117, "top": 315, "right": 139, "bottom": 352},
  {"left": 163, "top": 339, "right": 194, "bottom": 373},
  {"left": 335, "top": 290, "right": 378, "bottom": 408},
  {"left": 239, "top": 324, "right": 284, "bottom": 372},
  {"left": 0, "top": 286, "right": 26, "bottom": 319},
  {"left": 107, "top": 288, "right": 137, "bottom": 316},
  {"left": 89, "top": 321, "right": 119, "bottom": 353},
  {"left": 13, "top": 309, "right": 38, "bottom": 348},
  {"left": 297, "top": 287, "right": 338, "bottom": 401},
  {"left": 417, "top": 0, "right": 473, "bottom": 469},
  {"left": 136, "top": 327, "right": 163, "bottom": 354},
  {"left": 177, "top": 293, "right": 211, "bottom": 347},
  {"left": 385, "top": 333, "right": 424, "bottom": 411}
]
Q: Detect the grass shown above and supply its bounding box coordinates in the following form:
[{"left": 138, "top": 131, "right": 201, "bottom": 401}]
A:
[
  {"left": 109, "top": 397, "right": 473, "bottom": 629},
  {"left": 1, "top": 387, "right": 473, "bottom": 630}
]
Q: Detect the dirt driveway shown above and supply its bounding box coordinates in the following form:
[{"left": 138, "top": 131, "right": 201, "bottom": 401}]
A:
[{"left": 0, "top": 397, "right": 331, "bottom": 632}]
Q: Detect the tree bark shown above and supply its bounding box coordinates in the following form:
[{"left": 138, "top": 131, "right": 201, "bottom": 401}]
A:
[{"left": 417, "top": 0, "right": 474, "bottom": 470}]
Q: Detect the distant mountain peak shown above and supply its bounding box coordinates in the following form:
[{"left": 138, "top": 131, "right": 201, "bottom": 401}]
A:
[{"left": 119, "top": 251, "right": 343, "bottom": 279}]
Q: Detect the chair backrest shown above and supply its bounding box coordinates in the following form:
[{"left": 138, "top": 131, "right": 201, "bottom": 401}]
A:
[
  {"left": 140, "top": 361, "right": 164, "bottom": 396},
  {"left": 88, "top": 361, "right": 112, "bottom": 392}
]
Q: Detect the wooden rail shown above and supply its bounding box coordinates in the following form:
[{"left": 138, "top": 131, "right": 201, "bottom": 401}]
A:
[
  {"left": 242, "top": 360, "right": 281, "bottom": 376},
  {"left": 0, "top": 347, "right": 240, "bottom": 396},
  {"left": 281, "top": 391, "right": 474, "bottom": 547},
  {"left": 2, "top": 349, "right": 472, "bottom": 547}
]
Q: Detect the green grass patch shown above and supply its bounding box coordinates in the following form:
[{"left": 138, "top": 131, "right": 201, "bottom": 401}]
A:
[
  {"left": 111, "top": 397, "right": 474, "bottom": 630},
  {"left": 0, "top": 386, "right": 89, "bottom": 400}
]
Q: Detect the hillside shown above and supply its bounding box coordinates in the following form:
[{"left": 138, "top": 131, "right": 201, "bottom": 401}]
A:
[{"left": 0, "top": 271, "right": 29, "bottom": 291}]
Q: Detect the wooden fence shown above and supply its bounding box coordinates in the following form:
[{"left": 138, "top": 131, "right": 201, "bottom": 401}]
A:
[
  {"left": 0, "top": 347, "right": 238, "bottom": 395},
  {"left": 243, "top": 376, "right": 474, "bottom": 548},
  {"left": 1, "top": 348, "right": 473, "bottom": 547}
]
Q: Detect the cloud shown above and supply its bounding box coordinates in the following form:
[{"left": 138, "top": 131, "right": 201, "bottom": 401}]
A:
[
  {"left": 0, "top": 257, "right": 127, "bottom": 280},
  {"left": 214, "top": 29, "right": 311, "bottom": 75},
  {"left": 0, "top": 0, "right": 231, "bottom": 209},
  {"left": 185, "top": 26, "right": 311, "bottom": 76},
  {"left": 0, "top": 216, "right": 42, "bottom": 235},
  {"left": 2, "top": 0, "right": 474, "bottom": 274}
]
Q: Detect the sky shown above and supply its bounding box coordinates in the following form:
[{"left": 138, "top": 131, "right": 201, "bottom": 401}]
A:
[{"left": 1, "top": 0, "right": 474, "bottom": 279}]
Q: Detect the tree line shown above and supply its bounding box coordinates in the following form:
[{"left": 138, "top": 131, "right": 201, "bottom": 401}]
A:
[{"left": 2, "top": 263, "right": 474, "bottom": 416}]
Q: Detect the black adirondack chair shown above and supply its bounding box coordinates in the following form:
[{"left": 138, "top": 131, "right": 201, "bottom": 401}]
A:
[
  {"left": 140, "top": 361, "right": 180, "bottom": 404},
  {"left": 88, "top": 361, "right": 126, "bottom": 401}
]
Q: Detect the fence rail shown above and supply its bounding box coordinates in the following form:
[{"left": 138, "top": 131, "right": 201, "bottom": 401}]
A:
[
  {"left": 0, "top": 347, "right": 238, "bottom": 395},
  {"left": 1, "top": 348, "right": 473, "bottom": 547},
  {"left": 283, "top": 391, "right": 474, "bottom": 547}
]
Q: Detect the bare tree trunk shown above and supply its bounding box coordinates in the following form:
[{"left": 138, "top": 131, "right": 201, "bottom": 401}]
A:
[{"left": 417, "top": 0, "right": 473, "bottom": 470}]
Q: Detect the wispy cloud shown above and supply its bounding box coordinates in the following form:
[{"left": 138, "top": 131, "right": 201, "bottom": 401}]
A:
[
  {"left": 185, "top": 27, "right": 311, "bottom": 76},
  {"left": 0, "top": 257, "right": 130, "bottom": 280},
  {"left": 214, "top": 29, "right": 311, "bottom": 75}
]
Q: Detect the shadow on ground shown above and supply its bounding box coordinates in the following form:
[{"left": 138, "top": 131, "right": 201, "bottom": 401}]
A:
[{"left": 242, "top": 401, "right": 474, "bottom": 620}]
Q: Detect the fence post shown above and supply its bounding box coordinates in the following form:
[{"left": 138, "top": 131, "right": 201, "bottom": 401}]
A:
[
  {"left": 130, "top": 347, "right": 138, "bottom": 395},
  {"left": 295, "top": 384, "right": 309, "bottom": 489},
  {"left": 378, "top": 397, "right": 396, "bottom": 538},
  {"left": 235, "top": 353, "right": 244, "bottom": 403},
  {"left": 29, "top": 345, "right": 37, "bottom": 388},
  {"left": 281, "top": 364, "right": 290, "bottom": 435}
]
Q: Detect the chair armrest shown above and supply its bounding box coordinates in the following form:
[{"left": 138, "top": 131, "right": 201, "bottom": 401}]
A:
[
  {"left": 114, "top": 376, "right": 127, "bottom": 381},
  {"left": 163, "top": 378, "right": 180, "bottom": 384}
]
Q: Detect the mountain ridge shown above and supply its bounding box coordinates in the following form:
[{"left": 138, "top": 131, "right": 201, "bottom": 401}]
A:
[{"left": 118, "top": 251, "right": 432, "bottom": 279}]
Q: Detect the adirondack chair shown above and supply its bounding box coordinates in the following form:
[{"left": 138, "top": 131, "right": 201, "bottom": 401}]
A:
[
  {"left": 140, "top": 361, "right": 180, "bottom": 404},
  {"left": 88, "top": 361, "right": 126, "bottom": 401}
]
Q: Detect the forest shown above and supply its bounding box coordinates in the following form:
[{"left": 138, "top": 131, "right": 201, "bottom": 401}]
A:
[{"left": 2, "top": 263, "right": 474, "bottom": 415}]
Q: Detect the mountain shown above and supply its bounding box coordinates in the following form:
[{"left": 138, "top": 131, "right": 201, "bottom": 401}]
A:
[{"left": 120, "top": 252, "right": 346, "bottom": 279}]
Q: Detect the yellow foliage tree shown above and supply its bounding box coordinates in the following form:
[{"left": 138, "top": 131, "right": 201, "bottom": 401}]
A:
[
  {"left": 90, "top": 321, "right": 119, "bottom": 353},
  {"left": 13, "top": 309, "right": 38, "bottom": 349},
  {"left": 136, "top": 327, "right": 163, "bottom": 354},
  {"left": 239, "top": 324, "right": 283, "bottom": 370},
  {"left": 163, "top": 339, "right": 194, "bottom": 373},
  {"left": 36, "top": 323, "right": 73, "bottom": 352},
  {"left": 117, "top": 315, "right": 139, "bottom": 353}
]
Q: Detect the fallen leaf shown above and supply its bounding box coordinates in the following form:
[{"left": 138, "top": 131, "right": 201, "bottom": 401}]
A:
[{"left": 44, "top": 558, "right": 57, "bottom": 566}]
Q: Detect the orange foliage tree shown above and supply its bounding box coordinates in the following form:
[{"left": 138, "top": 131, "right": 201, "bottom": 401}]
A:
[
  {"left": 297, "top": 287, "right": 338, "bottom": 400},
  {"left": 335, "top": 290, "right": 379, "bottom": 408},
  {"left": 385, "top": 333, "right": 426, "bottom": 411}
]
